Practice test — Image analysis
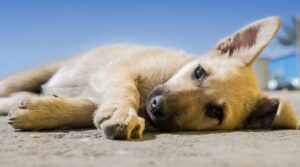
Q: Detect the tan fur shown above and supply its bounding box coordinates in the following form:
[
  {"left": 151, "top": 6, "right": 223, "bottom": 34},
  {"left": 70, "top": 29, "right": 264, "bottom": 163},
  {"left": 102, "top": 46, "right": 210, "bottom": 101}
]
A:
[
  {"left": 0, "top": 16, "right": 297, "bottom": 140},
  {"left": 0, "top": 61, "right": 65, "bottom": 97},
  {"left": 8, "top": 96, "right": 96, "bottom": 129}
]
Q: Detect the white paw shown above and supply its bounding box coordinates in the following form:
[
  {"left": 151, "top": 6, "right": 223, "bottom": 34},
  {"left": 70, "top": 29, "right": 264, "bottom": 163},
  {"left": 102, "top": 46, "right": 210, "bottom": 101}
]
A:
[{"left": 96, "top": 108, "right": 145, "bottom": 140}]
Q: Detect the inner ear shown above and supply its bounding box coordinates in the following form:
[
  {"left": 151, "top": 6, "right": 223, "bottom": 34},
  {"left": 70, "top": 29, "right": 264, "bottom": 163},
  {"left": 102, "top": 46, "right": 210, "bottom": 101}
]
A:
[
  {"left": 246, "top": 96, "right": 299, "bottom": 129},
  {"left": 246, "top": 97, "right": 279, "bottom": 129},
  {"left": 214, "top": 17, "right": 281, "bottom": 65},
  {"left": 217, "top": 26, "right": 259, "bottom": 55}
]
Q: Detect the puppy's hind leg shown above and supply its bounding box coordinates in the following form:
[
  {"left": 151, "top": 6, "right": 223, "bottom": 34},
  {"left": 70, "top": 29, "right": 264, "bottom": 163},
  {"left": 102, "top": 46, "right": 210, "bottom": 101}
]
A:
[
  {"left": 0, "top": 61, "right": 63, "bottom": 97},
  {"left": 8, "top": 96, "right": 97, "bottom": 130},
  {"left": 0, "top": 92, "right": 38, "bottom": 115}
]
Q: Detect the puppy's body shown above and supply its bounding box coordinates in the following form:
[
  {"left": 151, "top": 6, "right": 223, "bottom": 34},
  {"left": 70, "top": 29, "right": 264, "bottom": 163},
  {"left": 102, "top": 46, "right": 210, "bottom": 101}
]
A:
[
  {"left": 43, "top": 45, "right": 190, "bottom": 101},
  {"left": 0, "top": 17, "right": 298, "bottom": 140},
  {"left": 2, "top": 45, "right": 192, "bottom": 138}
]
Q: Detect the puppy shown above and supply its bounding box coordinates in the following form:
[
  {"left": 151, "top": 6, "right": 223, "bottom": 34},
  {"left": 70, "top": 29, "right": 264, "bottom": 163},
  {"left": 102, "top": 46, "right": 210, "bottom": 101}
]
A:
[{"left": 0, "top": 16, "right": 298, "bottom": 140}]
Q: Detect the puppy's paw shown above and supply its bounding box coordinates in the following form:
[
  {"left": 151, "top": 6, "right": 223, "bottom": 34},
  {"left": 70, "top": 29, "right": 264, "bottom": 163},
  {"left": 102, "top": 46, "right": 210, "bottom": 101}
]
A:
[
  {"left": 8, "top": 97, "right": 68, "bottom": 130},
  {"left": 8, "top": 98, "right": 39, "bottom": 130},
  {"left": 0, "top": 98, "right": 9, "bottom": 116},
  {"left": 97, "top": 108, "right": 145, "bottom": 140},
  {"left": 93, "top": 107, "right": 116, "bottom": 130}
]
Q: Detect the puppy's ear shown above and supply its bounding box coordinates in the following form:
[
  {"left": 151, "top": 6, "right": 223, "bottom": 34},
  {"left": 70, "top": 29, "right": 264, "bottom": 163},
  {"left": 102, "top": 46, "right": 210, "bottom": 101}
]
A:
[
  {"left": 245, "top": 95, "right": 298, "bottom": 129},
  {"left": 215, "top": 16, "right": 281, "bottom": 65}
]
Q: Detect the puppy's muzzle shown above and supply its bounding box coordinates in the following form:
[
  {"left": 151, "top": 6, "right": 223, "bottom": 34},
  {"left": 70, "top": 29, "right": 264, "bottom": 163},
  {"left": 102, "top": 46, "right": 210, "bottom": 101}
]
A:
[
  {"left": 146, "top": 86, "right": 176, "bottom": 131},
  {"left": 149, "top": 96, "right": 164, "bottom": 117},
  {"left": 147, "top": 86, "right": 169, "bottom": 119}
]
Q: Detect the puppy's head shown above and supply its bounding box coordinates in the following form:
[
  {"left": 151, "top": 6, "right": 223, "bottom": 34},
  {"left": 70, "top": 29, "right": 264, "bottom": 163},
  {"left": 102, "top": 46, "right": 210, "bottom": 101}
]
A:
[{"left": 146, "top": 17, "right": 298, "bottom": 131}]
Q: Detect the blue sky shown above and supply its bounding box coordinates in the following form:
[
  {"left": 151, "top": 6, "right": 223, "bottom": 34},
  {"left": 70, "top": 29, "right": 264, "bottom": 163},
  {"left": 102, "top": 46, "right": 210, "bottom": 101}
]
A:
[{"left": 0, "top": 0, "right": 299, "bottom": 77}]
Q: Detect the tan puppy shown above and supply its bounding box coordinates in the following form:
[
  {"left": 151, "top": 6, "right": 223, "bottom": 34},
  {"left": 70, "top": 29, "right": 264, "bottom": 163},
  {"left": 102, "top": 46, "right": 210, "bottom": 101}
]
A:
[{"left": 0, "top": 16, "right": 298, "bottom": 140}]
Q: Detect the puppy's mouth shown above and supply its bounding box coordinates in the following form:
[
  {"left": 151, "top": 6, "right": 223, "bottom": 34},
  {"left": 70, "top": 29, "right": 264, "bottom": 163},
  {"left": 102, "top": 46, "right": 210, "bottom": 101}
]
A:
[
  {"left": 145, "top": 101, "right": 177, "bottom": 132},
  {"left": 144, "top": 108, "right": 160, "bottom": 130}
]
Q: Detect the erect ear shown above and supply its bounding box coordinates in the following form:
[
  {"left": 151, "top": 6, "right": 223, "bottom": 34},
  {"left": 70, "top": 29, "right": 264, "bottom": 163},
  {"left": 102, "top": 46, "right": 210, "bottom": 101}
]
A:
[
  {"left": 214, "top": 16, "right": 281, "bottom": 65},
  {"left": 245, "top": 95, "right": 298, "bottom": 129}
]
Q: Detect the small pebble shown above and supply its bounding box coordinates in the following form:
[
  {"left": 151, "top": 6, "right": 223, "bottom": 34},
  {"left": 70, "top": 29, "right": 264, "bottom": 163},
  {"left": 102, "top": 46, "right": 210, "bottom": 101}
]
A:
[
  {"left": 54, "top": 133, "right": 65, "bottom": 138},
  {"left": 30, "top": 134, "right": 42, "bottom": 138},
  {"left": 79, "top": 138, "right": 89, "bottom": 142}
]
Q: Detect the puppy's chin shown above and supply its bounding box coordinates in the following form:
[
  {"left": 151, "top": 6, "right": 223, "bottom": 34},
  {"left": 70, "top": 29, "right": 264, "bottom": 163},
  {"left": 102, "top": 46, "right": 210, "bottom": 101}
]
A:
[
  {"left": 145, "top": 108, "right": 177, "bottom": 132},
  {"left": 144, "top": 109, "right": 160, "bottom": 131}
]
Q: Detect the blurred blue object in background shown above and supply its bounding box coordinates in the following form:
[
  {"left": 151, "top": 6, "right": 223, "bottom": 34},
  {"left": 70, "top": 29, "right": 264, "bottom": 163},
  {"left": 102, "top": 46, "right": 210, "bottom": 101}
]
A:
[{"left": 269, "top": 52, "right": 298, "bottom": 80}]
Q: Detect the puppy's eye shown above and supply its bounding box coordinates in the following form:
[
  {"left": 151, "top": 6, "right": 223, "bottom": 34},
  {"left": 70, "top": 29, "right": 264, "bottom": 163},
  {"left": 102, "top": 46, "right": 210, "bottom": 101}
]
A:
[
  {"left": 205, "top": 104, "right": 224, "bottom": 122},
  {"left": 194, "top": 66, "right": 207, "bottom": 80}
]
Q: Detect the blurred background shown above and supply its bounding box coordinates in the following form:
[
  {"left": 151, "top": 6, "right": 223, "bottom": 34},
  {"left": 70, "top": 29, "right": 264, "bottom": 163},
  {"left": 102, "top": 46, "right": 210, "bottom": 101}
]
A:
[{"left": 0, "top": 0, "right": 299, "bottom": 90}]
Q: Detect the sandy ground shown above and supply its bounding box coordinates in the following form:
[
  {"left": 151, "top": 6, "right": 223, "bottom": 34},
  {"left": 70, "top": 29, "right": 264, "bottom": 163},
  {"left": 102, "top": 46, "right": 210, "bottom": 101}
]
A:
[{"left": 1, "top": 91, "right": 300, "bottom": 167}]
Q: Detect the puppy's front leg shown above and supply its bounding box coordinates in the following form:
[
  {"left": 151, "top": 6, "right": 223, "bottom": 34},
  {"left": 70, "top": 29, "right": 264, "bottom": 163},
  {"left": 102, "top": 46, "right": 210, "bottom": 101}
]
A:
[{"left": 93, "top": 77, "right": 145, "bottom": 140}]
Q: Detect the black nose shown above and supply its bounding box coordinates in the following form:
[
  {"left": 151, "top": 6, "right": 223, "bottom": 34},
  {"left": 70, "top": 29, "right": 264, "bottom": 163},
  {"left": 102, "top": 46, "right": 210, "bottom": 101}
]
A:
[{"left": 149, "top": 96, "right": 164, "bottom": 117}]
